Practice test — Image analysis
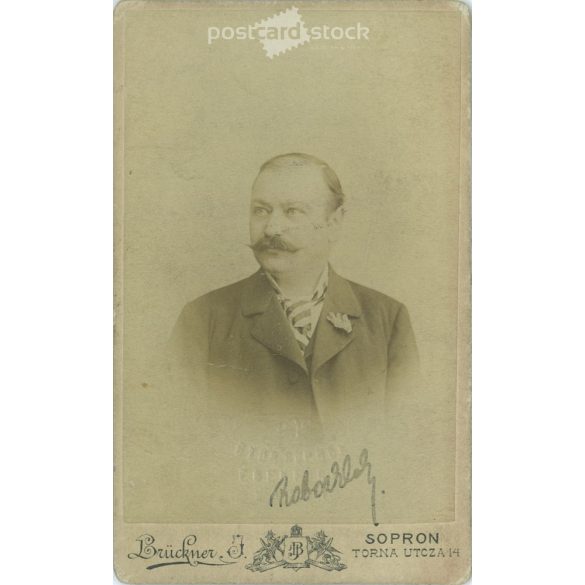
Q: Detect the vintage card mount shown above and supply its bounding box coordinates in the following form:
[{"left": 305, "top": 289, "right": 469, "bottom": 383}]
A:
[{"left": 114, "top": 0, "right": 471, "bottom": 583}]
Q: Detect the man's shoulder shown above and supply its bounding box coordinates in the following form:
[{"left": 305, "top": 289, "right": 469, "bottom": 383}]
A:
[
  {"left": 343, "top": 276, "right": 405, "bottom": 314},
  {"left": 338, "top": 275, "right": 414, "bottom": 341},
  {"left": 181, "top": 273, "right": 257, "bottom": 313},
  {"left": 179, "top": 270, "right": 408, "bottom": 320}
]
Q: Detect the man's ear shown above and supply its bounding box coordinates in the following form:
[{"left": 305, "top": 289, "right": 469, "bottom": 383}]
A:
[{"left": 327, "top": 206, "right": 345, "bottom": 242}]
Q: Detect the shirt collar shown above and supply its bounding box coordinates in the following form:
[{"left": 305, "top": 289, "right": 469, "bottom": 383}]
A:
[{"left": 265, "top": 265, "right": 329, "bottom": 302}]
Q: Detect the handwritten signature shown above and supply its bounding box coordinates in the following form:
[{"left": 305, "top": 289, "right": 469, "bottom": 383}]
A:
[{"left": 268, "top": 448, "right": 379, "bottom": 525}]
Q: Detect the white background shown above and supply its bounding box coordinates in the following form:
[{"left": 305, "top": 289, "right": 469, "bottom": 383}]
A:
[{"left": 1, "top": 1, "right": 584, "bottom": 584}]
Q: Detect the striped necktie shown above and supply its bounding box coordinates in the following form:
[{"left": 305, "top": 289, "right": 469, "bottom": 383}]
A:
[{"left": 266, "top": 271, "right": 328, "bottom": 352}]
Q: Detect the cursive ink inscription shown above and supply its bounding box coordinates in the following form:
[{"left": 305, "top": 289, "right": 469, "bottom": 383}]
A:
[{"left": 269, "top": 448, "right": 379, "bottom": 525}]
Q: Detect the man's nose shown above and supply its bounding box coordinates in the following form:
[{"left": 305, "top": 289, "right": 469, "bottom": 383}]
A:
[{"left": 263, "top": 212, "right": 284, "bottom": 236}]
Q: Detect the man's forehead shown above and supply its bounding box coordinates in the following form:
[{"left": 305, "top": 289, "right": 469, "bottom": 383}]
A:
[{"left": 252, "top": 165, "right": 331, "bottom": 199}]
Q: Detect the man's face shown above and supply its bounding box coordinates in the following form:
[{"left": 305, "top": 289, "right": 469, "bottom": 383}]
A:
[{"left": 249, "top": 165, "right": 342, "bottom": 277}]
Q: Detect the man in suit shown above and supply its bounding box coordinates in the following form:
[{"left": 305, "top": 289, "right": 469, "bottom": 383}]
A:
[{"left": 169, "top": 153, "right": 419, "bottom": 436}]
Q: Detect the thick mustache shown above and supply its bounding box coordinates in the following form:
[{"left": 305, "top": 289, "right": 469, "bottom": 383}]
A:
[{"left": 249, "top": 236, "right": 298, "bottom": 253}]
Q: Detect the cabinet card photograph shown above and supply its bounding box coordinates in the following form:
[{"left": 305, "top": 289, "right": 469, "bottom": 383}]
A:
[{"left": 114, "top": 0, "right": 471, "bottom": 583}]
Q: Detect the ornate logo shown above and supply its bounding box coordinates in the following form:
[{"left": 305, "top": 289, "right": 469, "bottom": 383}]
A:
[{"left": 246, "top": 525, "right": 347, "bottom": 572}]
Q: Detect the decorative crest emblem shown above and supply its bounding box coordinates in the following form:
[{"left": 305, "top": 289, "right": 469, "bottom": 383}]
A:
[{"left": 246, "top": 526, "right": 346, "bottom": 572}]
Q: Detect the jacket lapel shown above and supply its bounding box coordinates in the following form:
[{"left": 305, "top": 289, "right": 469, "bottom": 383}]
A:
[
  {"left": 241, "top": 270, "right": 308, "bottom": 373},
  {"left": 311, "top": 267, "right": 362, "bottom": 374}
]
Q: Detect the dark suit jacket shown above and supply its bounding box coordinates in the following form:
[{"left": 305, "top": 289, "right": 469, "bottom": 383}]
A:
[{"left": 169, "top": 267, "right": 419, "bottom": 433}]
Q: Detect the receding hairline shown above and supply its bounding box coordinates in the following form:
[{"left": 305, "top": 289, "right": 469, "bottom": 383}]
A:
[{"left": 253, "top": 153, "right": 346, "bottom": 210}]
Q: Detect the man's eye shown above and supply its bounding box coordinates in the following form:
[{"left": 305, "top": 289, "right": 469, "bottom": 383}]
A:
[
  {"left": 253, "top": 207, "right": 269, "bottom": 216},
  {"left": 286, "top": 208, "right": 302, "bottom": 216}
]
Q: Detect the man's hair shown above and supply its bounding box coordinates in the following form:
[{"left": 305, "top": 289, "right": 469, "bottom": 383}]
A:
[{"left": 257, "top": 153, "right": 346, "bottom": 211}]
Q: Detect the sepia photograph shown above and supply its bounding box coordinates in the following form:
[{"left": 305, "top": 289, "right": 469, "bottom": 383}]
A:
[{"left": 168, "top": 152, "right": 420, "bottom": 433}]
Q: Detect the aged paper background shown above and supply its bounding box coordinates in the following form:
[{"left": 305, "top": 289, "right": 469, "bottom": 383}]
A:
[{"left": 115, "top": 0, "right": 470, "bottom": 582}]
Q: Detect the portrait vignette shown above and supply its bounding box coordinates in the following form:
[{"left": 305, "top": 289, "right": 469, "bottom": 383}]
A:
[{"left": 167, "top": 152, "right": 422, "bottom": 440}]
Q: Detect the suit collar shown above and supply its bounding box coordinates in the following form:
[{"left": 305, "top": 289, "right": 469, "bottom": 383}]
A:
[
  {"left": 241, "top": 266, "right": 361, "bottom": 318},
  {"left": 241, "top": 266, "right": 362, "bottom": 374},
  {"left": 310, "top": 268, "right": 361, "bottom": 373},
  {"left": 321, "top": 266, "right": 361, "bottom": 318},
  {"left": 241, "top": 270, "right": 307, "bottom": 372},
  {"left": 241, "top": 270, "right": 274, "bottom": 317}
]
